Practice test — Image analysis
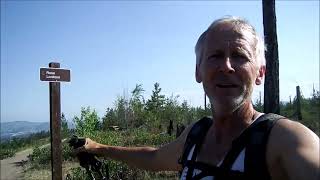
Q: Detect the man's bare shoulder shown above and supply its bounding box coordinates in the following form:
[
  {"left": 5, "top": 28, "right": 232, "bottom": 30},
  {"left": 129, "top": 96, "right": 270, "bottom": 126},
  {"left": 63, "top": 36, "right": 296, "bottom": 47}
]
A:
[
  {"left": 269, "top": 118, "right": 319, "bottom": 148},
  {"left": 267, "top": 118, "right": 320, "bottom": 180}
]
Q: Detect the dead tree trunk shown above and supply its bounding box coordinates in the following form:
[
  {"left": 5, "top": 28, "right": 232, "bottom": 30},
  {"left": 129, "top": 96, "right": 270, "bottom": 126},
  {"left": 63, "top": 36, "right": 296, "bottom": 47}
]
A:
[
  {"left": 167, "top": 120, "right": 173, "bottom": 136},
  {"left": 176, "top": 123, "right": 185, "bottom": 138},
  {"left": 296, "top": 86, "right": 302, "bottom": 120},
  {"left": 263, "top": 0, "right": 280, "bottom": 114}
]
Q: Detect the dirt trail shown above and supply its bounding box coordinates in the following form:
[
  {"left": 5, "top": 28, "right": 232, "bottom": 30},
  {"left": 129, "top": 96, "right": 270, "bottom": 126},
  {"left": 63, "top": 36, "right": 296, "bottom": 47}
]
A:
[
  {"left": 0, "top": 140, "right": 65, "bottom": 180},
  {"left": 0, "top": 148, "right": 32, "bottom": 180}
]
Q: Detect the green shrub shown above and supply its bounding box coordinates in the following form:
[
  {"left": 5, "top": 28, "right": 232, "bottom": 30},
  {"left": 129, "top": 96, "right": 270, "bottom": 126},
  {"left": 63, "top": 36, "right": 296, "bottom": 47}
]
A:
[
  {"left": 74, "top": 107, "right": 101, "bottom": 137},
  {"left": 28, "top": 142, "right": 75, "bottom": 169},
  {"left": 29, "top": 146, "right": 51, "bottom": 169},
  {"left": 0, "top": 148, "right": 15, "bottom": 159},
  {"left": 67, "top": 129, "right": 176, "bottom": 179},
  {"left": 0, "top": 132, "right": 50, "bottom": 160}
]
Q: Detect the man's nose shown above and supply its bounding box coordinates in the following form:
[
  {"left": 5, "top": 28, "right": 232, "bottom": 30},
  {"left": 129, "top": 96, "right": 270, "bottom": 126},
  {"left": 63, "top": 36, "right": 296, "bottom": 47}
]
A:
[{"left": 218, "top": 57, "right": 235, "bottom": 74}]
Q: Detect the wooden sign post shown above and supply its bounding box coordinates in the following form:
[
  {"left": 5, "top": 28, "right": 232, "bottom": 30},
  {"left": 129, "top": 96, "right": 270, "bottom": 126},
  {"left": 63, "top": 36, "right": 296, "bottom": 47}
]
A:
[{"left": 40, "top": 62, "right": 70, "bottom": 180}]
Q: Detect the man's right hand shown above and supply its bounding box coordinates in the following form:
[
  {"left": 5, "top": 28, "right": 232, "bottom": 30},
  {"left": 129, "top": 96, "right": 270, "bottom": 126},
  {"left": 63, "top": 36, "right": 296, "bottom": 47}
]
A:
[
  {"left": 74, "top": 138, "right": 101, "bottom": 155},
  {"left": 70, "top": 123, "right": 193, "bottom": 172}
]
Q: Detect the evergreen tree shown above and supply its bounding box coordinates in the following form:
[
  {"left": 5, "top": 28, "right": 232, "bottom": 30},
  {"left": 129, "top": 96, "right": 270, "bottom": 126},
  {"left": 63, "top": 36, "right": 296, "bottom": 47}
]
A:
[
  {"left": 130, "top": 84, "right": 146, "bottom": 127},
  {"left": 146, "top": 83, "right": 165, "bottom": 112},
  {"left": 102, "top": 108, "right": 117, "bottom": 129}
]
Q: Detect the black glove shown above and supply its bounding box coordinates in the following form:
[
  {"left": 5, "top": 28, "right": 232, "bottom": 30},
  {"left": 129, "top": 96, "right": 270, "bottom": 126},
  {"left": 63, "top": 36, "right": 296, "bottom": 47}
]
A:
[{"left": 68, "top": 135, "right": 108, "bottom": 179}]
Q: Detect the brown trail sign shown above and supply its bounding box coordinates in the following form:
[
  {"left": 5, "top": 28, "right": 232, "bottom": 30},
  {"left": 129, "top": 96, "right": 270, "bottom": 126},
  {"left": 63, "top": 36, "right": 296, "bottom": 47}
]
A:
[
  {"left": 40, "top": 67, "right": 71, "bottom": 82},
  {"left": 40, "top": 62, "right": 70, "bottom": 180}
]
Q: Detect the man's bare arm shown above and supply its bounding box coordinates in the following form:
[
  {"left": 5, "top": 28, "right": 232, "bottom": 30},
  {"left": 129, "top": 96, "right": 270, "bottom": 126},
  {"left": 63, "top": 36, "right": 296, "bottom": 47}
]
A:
[
  {"left": 76, "top": 124, "right": 193, "bottom": 171},
  {"left": 269, "top": 119, "right": 319, "bottom": 180}
]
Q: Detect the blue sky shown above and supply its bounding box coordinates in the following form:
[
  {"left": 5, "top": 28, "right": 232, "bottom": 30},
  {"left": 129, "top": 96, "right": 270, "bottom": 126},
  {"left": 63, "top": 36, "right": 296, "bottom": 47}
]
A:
[{"left": 1, "top": 1, "right": 319, "bottom": 122}]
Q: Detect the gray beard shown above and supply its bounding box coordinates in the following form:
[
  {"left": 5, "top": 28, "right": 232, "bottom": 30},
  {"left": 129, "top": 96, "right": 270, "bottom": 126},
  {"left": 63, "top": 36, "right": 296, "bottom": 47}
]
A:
[
  {"left": 210, "top": 95, "right": 245, "bottom": 114},
  {"left": 210, "top": 84, "right": 254, "bottom": 114}
]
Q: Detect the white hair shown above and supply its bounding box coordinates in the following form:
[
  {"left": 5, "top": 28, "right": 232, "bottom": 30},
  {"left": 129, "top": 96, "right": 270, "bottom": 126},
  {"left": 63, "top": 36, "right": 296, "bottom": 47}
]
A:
[{"left": 195, "top": 16, "right": 266, "bottom": 68}]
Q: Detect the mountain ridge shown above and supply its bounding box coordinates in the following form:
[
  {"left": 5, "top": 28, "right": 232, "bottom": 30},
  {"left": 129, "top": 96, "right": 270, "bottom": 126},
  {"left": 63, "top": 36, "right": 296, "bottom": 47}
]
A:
[{"left": 0, "top": 121, "right": 74, "bottom": 141}]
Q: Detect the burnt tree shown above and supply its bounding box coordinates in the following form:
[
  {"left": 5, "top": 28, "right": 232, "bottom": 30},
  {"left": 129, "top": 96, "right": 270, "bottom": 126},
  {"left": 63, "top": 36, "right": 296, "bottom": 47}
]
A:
[
  {"left": 296, "top": 86, "right": 302, "bottom": 120},
  {"left": 263, "top": 0, "right": 280, "bottom": 114},
  {"left": 167, "top": 120, "right": 173, "bottom": 136}
]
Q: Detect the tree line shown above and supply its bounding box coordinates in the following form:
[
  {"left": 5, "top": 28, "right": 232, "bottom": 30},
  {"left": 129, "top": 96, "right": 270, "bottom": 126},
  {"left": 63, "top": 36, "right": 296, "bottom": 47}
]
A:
[
  {"left": 73, "top": 83, "right": 211, "bottom": 137},
  {"left": 72, "top": 82, "right": 319, "bottom": 137}
]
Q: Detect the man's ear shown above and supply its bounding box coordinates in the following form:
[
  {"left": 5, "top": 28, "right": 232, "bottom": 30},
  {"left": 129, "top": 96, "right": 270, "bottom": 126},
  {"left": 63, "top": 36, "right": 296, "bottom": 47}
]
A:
[
  {"left": 196, "top": 65, "right": 202, "bottom": 83},
  {"left": 255, "top": 65, "right": 266, "bottom": 85}
]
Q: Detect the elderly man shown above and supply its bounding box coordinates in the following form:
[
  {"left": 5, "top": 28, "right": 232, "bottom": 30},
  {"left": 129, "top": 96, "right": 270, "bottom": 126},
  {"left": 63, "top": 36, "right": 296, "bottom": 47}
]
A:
[{"left": 77, "top": 17, "right": 319, "bottom": 180}]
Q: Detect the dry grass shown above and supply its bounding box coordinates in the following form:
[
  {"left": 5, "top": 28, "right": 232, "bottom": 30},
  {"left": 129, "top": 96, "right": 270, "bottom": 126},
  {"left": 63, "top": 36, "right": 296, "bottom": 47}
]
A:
[{"left": 23, "top": 161, "right": 80, "bottom": 180}]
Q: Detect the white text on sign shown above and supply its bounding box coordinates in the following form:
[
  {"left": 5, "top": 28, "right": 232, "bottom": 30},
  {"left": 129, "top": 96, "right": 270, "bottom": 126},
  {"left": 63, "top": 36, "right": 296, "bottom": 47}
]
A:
[{"left": 46, "top": 71, "right": 61, "bottom": 79}]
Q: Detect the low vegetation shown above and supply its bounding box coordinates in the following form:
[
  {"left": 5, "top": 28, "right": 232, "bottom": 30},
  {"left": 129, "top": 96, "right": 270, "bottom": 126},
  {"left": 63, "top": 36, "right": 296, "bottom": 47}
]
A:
[
  {"left": 0, "top": 131, "right": 50, "bottom": 160},
  {"left": 2, "top": 82, "right": 318, "bottom": 179}
]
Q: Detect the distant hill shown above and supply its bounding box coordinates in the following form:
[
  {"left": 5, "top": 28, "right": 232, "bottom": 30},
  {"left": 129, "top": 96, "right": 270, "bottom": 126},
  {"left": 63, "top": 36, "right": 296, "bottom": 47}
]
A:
[
  {"left": 1, "top": 121, "right": 49, "bottom": 140},
  {"left": 1, "top": 120, "right": 75, "bottom": 141}
]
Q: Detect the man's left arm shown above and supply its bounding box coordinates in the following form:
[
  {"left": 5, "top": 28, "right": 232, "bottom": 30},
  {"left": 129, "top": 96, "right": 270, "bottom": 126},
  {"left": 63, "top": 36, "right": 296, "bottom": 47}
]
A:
[{"left": 271, "top": 119, "right": 319, "bottom": 180}]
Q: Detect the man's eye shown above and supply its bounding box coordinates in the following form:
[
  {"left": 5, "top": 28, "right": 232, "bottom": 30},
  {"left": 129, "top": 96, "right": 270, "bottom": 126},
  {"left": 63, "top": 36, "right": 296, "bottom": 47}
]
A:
[
  {"left": 232, "top": 52, "right": 247, "bottom": 60},
  {"left": 208, "top": 54, "right": 223, "bottom": 60}
]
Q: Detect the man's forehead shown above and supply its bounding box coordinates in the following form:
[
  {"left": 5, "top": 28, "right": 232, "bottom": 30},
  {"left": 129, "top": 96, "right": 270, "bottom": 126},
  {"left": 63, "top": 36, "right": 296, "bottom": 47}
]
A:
[
  {"left": 206, "top": 27, "right": 246, "bottom": 41},
  {"left": 204, "top": 26, "right": 255, "bottom": 49}
]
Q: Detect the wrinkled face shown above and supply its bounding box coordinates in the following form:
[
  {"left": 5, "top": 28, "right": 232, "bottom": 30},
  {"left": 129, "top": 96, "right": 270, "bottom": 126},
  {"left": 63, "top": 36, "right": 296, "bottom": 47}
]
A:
[{"left": 196, "top": 24, "right": 265, "bottom": 110}]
